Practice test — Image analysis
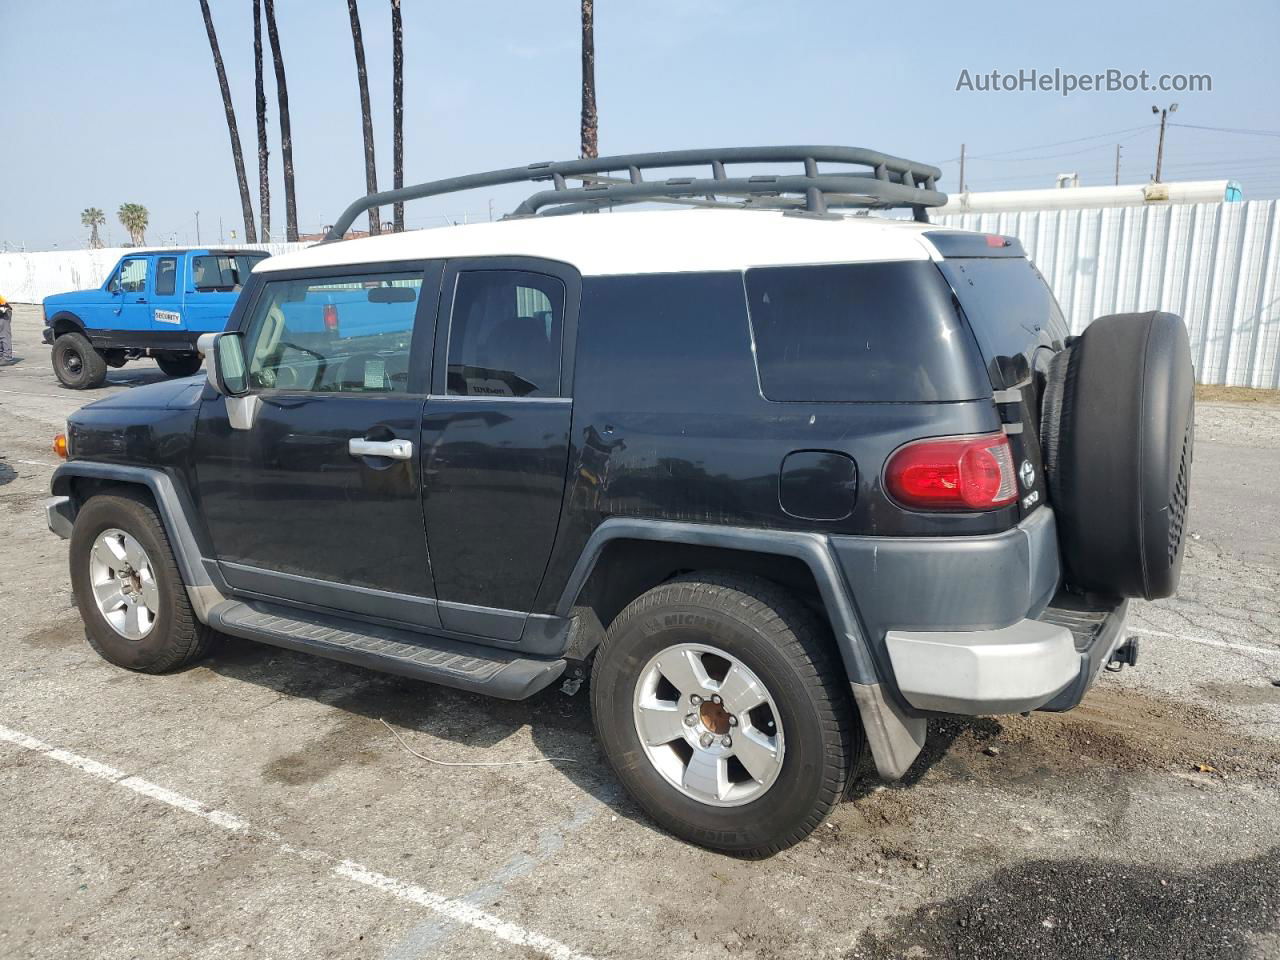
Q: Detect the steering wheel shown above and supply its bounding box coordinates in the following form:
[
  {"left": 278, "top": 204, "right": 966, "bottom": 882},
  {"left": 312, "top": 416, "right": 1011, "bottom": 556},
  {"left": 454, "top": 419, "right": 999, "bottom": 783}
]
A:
[{"left": 255, "top": 340, "right": 327, "bottom": 391}]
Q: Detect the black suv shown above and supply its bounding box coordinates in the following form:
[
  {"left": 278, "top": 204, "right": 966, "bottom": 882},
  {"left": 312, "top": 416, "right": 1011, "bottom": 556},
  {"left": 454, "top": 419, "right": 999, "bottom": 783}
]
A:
[{"left": 45, "top": 148, "right": 1194, "bottom": 857}]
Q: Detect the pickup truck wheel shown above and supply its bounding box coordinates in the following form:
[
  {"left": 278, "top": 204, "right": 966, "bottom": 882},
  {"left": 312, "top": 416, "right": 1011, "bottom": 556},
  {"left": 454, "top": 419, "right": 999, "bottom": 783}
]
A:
[
  {"left": 69, "top": 492, "right": 216, "bottom": 673},
  {"left": 52, "top": 332, "right": 108, "bottom": 389},
  {"left": 155, "top": 351, "right": 203, "bottom": 378},
  {"left": 591, "top": 573, "right": 858, "bottom": 857}
]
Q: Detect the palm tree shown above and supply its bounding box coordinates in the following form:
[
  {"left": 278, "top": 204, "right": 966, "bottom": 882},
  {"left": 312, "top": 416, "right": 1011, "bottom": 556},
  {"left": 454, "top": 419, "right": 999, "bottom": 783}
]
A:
[
  {"left": 197, "top": 0, "right": 257, "bottom": 243},
  {"left": 263, "top": 0, "right": 298, "bottom": 241},
  {"left": 118, "top": 204, "right": 149, "bottom": 246},
  {"left": 346, "top": 0, "right": 381, "bottom": 235},
  {"left": 391, "top": 0, "right": 404, "bottom": 232},
  {"left": 81, "top": 208, "right": 106, "bottom": 249},
  {"left": 253, "top": 0, "right": 271, "bottom": 242},
  {"left": 580, "top": 0, "right": 598, "bottom": 159}
]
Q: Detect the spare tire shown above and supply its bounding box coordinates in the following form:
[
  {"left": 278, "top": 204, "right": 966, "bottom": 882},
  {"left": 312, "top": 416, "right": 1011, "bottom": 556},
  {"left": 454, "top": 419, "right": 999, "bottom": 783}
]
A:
[{"left": 1040, "top": 312, "right": 1194, "bottom": 600}]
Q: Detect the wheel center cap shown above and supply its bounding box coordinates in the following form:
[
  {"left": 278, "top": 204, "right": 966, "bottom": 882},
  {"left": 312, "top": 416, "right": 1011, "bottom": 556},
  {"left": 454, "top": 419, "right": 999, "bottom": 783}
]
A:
[{"left": 699, "top": 700, "right": 731, "bottom": 736}]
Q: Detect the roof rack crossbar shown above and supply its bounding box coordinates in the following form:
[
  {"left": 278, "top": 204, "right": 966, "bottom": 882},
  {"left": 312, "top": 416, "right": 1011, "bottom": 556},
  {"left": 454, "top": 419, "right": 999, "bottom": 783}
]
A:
[{"left": 323, "top": 146, "right": 945, "bottom": 241}]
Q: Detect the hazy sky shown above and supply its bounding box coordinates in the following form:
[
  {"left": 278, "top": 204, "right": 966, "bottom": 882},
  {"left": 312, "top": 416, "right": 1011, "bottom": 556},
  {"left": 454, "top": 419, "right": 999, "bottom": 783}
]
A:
[{"left": 3, "top": 0, "right": 1279, "bottom": 250}]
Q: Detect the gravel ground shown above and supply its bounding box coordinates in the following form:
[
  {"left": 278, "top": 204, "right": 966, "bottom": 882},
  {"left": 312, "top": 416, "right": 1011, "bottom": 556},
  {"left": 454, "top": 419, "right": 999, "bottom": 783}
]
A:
[{"left": 1, "top": 303, "right": 1278, "bottom": 960}]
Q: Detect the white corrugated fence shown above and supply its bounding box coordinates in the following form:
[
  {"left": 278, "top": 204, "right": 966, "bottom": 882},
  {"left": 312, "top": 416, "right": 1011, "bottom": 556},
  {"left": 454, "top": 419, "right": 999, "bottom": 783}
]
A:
[
  {"left": 0, "top": 243, "right": 309, "bottom": 306},
  {"left": 933, "top": 200, "right": 1280, "bottom": 388}
]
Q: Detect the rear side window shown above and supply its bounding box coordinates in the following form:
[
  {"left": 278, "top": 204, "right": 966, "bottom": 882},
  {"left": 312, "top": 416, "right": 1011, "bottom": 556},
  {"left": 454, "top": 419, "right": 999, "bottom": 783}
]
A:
[
  {"left": 445, "top": 270, "right": 565, "bottom": 398},
  {"left": 744, "top": 261, "right": 986, "bottom": 403},
  {"left": 155, "top": 257, "right": 177, "bottom": 296},
  {"left": 193, "top": 254, "right": 263, "bottom": 292}
]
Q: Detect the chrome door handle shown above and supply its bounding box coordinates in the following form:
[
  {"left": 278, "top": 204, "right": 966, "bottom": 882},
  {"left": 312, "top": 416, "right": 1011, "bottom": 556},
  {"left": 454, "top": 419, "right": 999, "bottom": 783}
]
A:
[{"left": 348, "top": 438, "right": 413, "bottom": 460}]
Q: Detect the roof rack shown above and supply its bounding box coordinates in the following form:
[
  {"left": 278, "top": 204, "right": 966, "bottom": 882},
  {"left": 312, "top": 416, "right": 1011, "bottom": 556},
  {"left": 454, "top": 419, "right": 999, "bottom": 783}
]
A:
[{"left": 323, "top": 146, "right": 946, "bottom": 241}]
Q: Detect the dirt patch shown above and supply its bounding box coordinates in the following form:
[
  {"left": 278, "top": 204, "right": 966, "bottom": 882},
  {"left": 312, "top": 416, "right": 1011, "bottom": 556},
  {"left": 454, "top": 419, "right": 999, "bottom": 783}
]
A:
[
  {"left": 848, "top": 846, "right": 1280, "bottom": 960},
  {"left": 18, "top": 621, "right": 81, "bottom": 650},
  {"left": 1196, "top": 384, "right": 1280, "bottom": 405},
  {"left": 260, "top": 711, "right": 388, "bottom": 786},
  {"left": 897, "top": 685, "right": 1280, "bottom": 788},
  {"left": 1200, "top": 680, "right": 1280, "bottom": 708}
]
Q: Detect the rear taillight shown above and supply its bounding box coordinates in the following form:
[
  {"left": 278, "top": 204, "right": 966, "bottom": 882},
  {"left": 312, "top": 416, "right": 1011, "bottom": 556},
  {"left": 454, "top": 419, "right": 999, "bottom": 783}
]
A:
[
  {"left": 323, "top": 303, "right": 339, "bottom": 331},
  {"left": 885, "top": 433, "right": 1017, "bottom": 510}
]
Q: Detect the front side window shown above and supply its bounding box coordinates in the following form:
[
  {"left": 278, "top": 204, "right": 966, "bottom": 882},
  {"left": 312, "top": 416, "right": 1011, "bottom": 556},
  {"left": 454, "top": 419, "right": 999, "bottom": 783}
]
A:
[
  {"left": 155, "top": 257, "right": 177, "bottom": 296},
  {"left": 119, "top": 258, "right": 149, "bottom": 294},
  {"left": 242, "top": 271, "right": 423, "bottom": 393},
  {"left": 193, "top": 254, "right": 265, "bottom": 292},
  {"left": 445, "top": 270, "right": 565, "bottom": 398}
]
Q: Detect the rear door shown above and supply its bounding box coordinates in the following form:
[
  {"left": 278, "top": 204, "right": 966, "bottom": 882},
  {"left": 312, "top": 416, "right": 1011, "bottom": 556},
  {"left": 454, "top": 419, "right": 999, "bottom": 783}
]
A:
[
  {"left": 193, "top": 261, "right": 442, "bottom": 627},
  {"left": 421, "top": 257, "right": 579, "bottom": 642}
]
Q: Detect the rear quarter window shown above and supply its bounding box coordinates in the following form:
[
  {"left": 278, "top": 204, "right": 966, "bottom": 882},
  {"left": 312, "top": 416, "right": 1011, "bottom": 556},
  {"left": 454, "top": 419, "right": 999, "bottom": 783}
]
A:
[{"left": 744, "top": 261, "right": 987, "bottom": 403}]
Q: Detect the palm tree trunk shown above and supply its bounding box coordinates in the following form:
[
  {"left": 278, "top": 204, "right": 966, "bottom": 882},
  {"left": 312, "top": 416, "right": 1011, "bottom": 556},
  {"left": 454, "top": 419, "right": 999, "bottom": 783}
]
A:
[
  {"left": 198, "top": 0, "right": 257, "bottom": 243},
  {"left": 253, "top": 0, "right": 271, "bottom": 243},
  {"left": 347, "top": 0, "right": 381, "bottom": 235},
  {"left": 580, "top": 0, "right": 598, "bottom": 159},
  {"left": 391, "top": 0, "right": 404, "bottom": 232},
  {"left": 263, "top": 0, "right": 298, "bottom": 241}
]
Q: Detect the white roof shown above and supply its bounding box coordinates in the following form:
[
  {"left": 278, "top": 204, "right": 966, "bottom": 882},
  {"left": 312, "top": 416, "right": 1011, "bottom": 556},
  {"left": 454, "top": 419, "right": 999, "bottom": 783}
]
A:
[{"left": 256, "top": 208, "right": 960, "bottom": 277}]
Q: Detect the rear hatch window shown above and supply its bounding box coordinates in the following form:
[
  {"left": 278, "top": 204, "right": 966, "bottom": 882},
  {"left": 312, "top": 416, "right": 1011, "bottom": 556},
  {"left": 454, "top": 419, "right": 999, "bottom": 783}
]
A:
[{"left": 744, "top": 261, "right": 988, "bottom": 403}]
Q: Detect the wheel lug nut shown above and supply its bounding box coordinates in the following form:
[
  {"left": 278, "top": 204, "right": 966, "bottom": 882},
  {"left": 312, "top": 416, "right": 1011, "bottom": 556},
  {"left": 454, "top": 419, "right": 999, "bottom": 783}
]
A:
[
  {"left": 684, "top": 714, "right": 697, "bottom": 726},
  {"left": 690, "top": 694, "right": 702, "bottom": 705},
  {"left": 711, "top": 695, "right": 722, "bottom": 705},
  {"left": 728, "top": 716, "right": 738, "bottom": 726},
  {"left": 721, "top": 736, "right": 732, "bottom": 748},
  {"left": 699, "top": 733, "right": 713, "bottom": 748}
]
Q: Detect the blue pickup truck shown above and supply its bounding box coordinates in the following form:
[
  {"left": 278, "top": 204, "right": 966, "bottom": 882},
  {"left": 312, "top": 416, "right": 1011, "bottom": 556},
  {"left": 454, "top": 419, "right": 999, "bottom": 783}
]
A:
[{"left": 42, "top": 248, "right": 269, "bottom": 389}]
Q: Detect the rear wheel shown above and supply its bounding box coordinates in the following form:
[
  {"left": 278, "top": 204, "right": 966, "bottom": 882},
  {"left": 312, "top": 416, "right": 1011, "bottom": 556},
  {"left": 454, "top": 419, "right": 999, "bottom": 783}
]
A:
[
  {"left": 69, "top": 492, "right": 216, "bottom": 673},
  {"left": 591, "top": 573, "right": 859, "bottom": 857},
  {"left": 52, "top": 332, "right": 107, "bottom": 389},
  {"left": 154, "top": 351, "right": 203, "bottom": 378}
]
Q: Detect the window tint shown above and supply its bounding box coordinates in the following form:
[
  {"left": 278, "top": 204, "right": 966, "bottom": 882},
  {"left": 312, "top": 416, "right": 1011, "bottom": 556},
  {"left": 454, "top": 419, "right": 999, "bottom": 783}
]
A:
[
  {"left": 446, "top": 270, "right": 565, "bottom": 398},
  {"left": 155, "top": 257, "right": 177, "bottom": 296},
  {"left": 744, "top": 261, "right": 985, "bottom": 403},
  {"left": 193, "top": 254, "right": 262, "bottom": 292},
  {"left": 119, "top": 258, "right": 149, "bottom": 294},
  {"left": 242, "top": 271, "right": 423, "bottom": 393}
]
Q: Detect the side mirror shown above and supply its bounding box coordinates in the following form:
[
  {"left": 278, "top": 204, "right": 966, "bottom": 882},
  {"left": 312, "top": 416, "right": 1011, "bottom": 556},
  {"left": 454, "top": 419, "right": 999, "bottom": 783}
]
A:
[{"left": 196, "top": 332, "right": 249, "bottom": 396}]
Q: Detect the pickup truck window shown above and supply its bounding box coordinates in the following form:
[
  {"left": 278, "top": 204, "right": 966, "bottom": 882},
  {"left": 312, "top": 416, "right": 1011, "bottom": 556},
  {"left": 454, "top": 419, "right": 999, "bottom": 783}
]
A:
[
  {"left": 119, "top": 258, "right": 149, "bottom": 295},
  {"left": 155, "top": 258, "right": 177, "bottom": 297},
  {"left": 243, "top": 271, "right": 423, "bottom": 393},
  {"left": 193, "top": 254, "right": 266, "bottom": 293}
]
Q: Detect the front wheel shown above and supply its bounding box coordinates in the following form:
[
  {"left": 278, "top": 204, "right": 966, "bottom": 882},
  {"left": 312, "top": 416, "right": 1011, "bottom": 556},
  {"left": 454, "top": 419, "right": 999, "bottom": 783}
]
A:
[
  {"left": 52, "top": 331, "right": 108, "bottom": 389},
  {"left": 591, "top": 573, "right": 860, "bottom": 857},
  {"left": 69, "top": 492, "right": 216, "bottom": 673},
  {"left": 154, "top": 351, "right": 203, "bottom": 378}
]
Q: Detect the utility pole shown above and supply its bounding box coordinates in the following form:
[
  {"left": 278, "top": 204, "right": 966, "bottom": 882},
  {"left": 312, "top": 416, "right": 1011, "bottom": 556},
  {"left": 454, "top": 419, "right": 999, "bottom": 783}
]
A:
[
  {"left": 195, "top": 211, "right": 201, "bottom": 245},
  {"left": 1114, "top": 145, "right": 1122, "bottom": 185},
  {"left": 1152, "top": 102, "right": 1178, "bottom": 182},
  {"left": 958, "top": 143, "right": 966, "bottom": 193}
]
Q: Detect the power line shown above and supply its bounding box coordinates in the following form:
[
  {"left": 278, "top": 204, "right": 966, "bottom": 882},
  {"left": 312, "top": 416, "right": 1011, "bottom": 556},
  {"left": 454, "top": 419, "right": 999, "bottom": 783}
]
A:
[{"left": 1168, "top": 121, "right": 1280, "bottom": 139}]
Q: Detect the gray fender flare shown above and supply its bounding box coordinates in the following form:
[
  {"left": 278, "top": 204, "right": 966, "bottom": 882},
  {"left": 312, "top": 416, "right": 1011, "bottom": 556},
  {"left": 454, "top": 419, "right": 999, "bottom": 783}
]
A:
[
  {"left": 51, "top": 462, "right": 225, "bottom": 621},
  {"left": 555, "top": 518, "right": 926, "bottom": 779}
]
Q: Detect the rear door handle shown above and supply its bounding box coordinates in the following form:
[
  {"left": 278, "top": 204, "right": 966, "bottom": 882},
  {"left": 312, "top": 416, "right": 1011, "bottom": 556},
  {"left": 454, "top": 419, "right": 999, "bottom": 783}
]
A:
[{"left": 348, "top": 437, "right": 413, "bottom": 460}]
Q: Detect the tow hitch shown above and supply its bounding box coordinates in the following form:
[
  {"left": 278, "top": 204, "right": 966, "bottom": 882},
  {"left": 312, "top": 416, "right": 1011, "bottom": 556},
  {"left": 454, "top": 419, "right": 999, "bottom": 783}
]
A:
[{"left": 1106, "top": 636, "right": 1140, "bottom": 672}]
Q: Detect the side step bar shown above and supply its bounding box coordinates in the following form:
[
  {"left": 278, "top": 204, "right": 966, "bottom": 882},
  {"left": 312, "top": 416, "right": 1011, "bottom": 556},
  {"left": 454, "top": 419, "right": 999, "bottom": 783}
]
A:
[{"left": 207, "top": 599, "right": 567, "bottom": 700}]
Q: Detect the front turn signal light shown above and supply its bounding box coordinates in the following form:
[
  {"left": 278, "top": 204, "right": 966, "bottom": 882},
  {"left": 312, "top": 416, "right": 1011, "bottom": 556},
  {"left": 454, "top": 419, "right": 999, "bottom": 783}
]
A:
[{"left": 53, "top": 433, "right": 68, "bottom": 459}]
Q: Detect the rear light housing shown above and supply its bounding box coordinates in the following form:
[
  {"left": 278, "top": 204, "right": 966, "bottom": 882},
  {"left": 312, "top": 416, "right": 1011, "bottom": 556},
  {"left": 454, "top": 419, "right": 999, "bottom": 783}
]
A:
[
  {"left": 323, "top": 303, "right": 340, "bottom": 331},
  {"left": 885, "top": 433, "right": 1017, "bottom": 511}
]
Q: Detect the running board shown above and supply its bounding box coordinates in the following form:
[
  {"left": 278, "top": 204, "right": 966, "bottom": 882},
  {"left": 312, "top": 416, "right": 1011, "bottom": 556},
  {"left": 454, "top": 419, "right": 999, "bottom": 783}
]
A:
[{"left": 207, "top": 599, "right": 566, "bottom": 700}]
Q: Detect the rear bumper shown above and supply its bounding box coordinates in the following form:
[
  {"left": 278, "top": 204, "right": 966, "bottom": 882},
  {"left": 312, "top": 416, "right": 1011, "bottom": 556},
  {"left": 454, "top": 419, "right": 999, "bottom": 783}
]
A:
[{"left": 886, "top": 595, "right": 1128, "bottom": 715}]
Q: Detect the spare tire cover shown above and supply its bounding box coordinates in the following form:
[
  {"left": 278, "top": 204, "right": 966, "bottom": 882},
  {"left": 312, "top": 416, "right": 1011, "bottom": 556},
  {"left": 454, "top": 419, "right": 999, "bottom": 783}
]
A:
[{"left": 1041, "top": 312, "right": 1194, "bottom": 600}]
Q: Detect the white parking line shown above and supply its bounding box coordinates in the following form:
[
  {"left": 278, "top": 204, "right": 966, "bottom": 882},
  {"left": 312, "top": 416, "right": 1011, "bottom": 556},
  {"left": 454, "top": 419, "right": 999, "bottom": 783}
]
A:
[
  {"left": 0, "top": 722, "right": 596, "bottom": 960},
  {"left": 1128, "top": 626, "right": 1280, "bottom": 659}
]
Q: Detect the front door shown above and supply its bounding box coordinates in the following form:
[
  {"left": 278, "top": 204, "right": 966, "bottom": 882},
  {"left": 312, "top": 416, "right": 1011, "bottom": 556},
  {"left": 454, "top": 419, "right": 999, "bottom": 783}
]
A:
[
  {"left": 421, "top": 258, "right": 578, "bottom": 641},
  {"left": 194, "top": 261, "right": 441, "bottom": 627},
  {"left": 113, "top": 256, "right": 152, "bottom": 332}
]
